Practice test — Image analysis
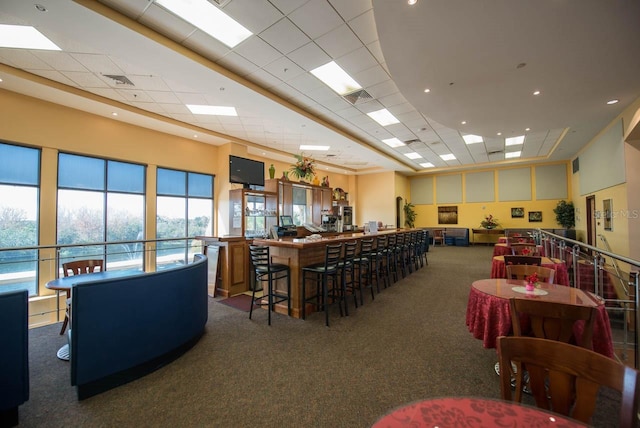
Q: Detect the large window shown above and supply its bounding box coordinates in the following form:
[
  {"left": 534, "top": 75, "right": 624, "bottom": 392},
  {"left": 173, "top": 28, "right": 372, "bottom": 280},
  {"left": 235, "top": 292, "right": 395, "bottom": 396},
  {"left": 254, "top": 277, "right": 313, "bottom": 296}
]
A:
[
  {"left": 0, "top": 142, "right": 40, "bottom": 296},
  {"left": 57, "top": 154, "right": 145, "bottom": 271},
  {"left": 156, "top": 168, "right": 213, "bottom": 268}
]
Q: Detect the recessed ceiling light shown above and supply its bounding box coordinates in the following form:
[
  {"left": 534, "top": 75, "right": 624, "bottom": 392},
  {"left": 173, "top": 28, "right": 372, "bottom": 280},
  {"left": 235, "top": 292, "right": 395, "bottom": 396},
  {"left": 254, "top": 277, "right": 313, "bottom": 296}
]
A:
[
  {"left": 0, "top": 24, "right": 61, "bottom": 50},
  {"left": 35, "top": 4, "right": 47, "bottom": 12},
  {"left": 497, "top": 132, "right": 502, "bottom": 136},
  {"left": 0, "top": 78, "right": 3, "bottom": 83},
  {"left": 187, "top": 104, "right": 237, "bottom": 116},
  {"left": 404, "top": 152, "right": 422, "bottom": 160},
  {"left": 193, "top": 134, "right": 198, "bottom": 138},
  {"left": 463, "top": 134, "right": 483, "bottom": 144},
  {"left": 533, "top": 90, "right": 541, "bottom": 95},
  {"left": 505, "top": 135, "right": 525, "bottom": 146},
  {"left": 505, "top": 151, "right": 521, "bottom": 159},
  {"left": 420, "top": 162, "right": 434, "bottom": 168},
  {"left": 461, "top": 121, "right": 467, "bottom": 125},
  {"left": 440, "top": 154, "right": 456, "bottom": 161},
  {"left": 310, "top": 61, "right": 361, "bottom": 95},
  {"left": 156, "top": 0, "right": 252, "bottom": 48},
  {"left": 111, "top": 112, "right": 118, "bottom": 116},
  {"left": 382, "top": 138, "right": 405, "bottom": 148},
  {"left": 525, "top": 128, "right": 530, "bottom": 131},
  {"left": 424, "top": 88, "right": 430, "bottom": 93},
  {"left": 300, "top": 145, "right": 330, "bottom": 151},
  {"left": 408, "top": 0, "right": 418, "bottom": 5},
  {"left": 367, "top": 109, "right": 400, "bottom": 126},
  {"left": 607, "top": 99, "right": 619, "bottom": 105}
]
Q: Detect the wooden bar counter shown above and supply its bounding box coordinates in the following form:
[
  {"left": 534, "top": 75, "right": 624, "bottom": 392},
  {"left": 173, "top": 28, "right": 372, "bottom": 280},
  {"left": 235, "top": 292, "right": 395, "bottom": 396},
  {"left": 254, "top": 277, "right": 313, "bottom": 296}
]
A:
[{"left": 252, "top": 228, "right": 415, "bottom": 319}]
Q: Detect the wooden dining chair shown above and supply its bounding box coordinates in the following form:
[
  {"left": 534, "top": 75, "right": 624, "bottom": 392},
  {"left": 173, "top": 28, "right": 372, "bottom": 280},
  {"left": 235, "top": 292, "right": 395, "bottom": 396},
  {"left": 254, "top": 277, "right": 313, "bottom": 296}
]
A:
[
  {"left": 498, "top": 336, "right": 640, "bottom": 427},
  {"left": 510, "top": 243, "right": 540, "bottom": 256},
  {"left": 432, "top": 229, "right": 445, "bottom": 246},
  {"left": 505, "top": 265, "right": 555, "bottom": 284},
  {"left": 508, "top": 297, "right": 597, "bottom": 401},
  {"left": 503, "top": 255, "right": 542, "bottom": 266},
  {"left": 59, "top": 259, "right": 104, "bottom": 335}
]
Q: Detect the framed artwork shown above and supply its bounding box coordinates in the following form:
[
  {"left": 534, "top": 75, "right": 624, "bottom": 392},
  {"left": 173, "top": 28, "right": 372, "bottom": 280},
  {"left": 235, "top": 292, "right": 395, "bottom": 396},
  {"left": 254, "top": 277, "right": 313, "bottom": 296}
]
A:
[
  {"left": 511, "top": 207, "right": 524, "bottom": 218},
  {"left": 438, "top": 206, "right": 458, "bottom": 224},
  {"left": 528, "top": 211, "right": 542, "bottom": 222},
  {"left": 603, "top": 199, "right": 612, "bottom": 231}
]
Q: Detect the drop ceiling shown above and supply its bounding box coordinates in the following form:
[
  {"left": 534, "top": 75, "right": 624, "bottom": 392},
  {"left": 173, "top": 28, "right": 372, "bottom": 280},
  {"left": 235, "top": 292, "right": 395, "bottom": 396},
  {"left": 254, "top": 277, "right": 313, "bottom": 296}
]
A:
[{"left": 0, "top": 0, "right": 639, "bottom": 175}]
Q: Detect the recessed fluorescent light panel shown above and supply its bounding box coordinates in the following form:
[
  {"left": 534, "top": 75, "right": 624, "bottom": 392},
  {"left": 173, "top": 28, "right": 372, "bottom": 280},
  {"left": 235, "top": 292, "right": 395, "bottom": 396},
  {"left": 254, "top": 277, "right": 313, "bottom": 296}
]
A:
[
  {"left": 505, "top": 135, "right": 525, "bottom": 146},
  {"left": 420, "top": 162, "right": 434, "bottom": 168},
  {"left": 155, "top": 0, "right": 252, "bottom": 48},
  {"left": 463, "top": 134, "right": 483, "bottom": 144},
  {"left": 367, "top": 109, "right": 400, "bottom": 126},
  {"left": 382, "top": 138, "right": 405, "bottom": 148},
  {"left": 404, "top": 152, "right": 422, "bottom": 160},
  {"left": 187, "top": 104, "right": 237, "bottom": 116},
  {"left": 440, "top": 154, "right": 456, "bottom": 161},
  {"left": 0, "top": 24, "right": 61, "bottom": 50},
  {"left": 299, "top": 145, "right": 330, "bottom": 151},
  {"left": 505, "top": 151, "right": 521, "bottom": 159},
  {"left": 310, "top": 61, "right": 361, "bottom": 95}
]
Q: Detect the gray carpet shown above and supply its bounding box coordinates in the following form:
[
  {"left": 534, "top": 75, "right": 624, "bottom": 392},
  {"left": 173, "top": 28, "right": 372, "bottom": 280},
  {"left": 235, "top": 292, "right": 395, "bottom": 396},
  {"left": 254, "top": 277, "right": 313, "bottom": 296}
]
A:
[{"left": 20, "top": 245, "right": 619, "bottom": 427}]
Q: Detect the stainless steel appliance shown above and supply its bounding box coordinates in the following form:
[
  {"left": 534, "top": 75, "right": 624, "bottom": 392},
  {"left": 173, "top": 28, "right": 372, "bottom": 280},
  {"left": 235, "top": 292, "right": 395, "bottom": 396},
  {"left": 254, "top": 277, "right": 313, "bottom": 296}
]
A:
[{"left": 341, "top": 206, "right": 353, "bottom": 230}]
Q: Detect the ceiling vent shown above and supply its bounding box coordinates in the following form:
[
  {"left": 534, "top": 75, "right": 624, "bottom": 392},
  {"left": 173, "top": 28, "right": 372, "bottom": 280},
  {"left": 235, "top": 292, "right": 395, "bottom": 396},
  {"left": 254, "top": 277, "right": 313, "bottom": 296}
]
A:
[
  {"left": 405, "top": 139, "right": 421, "bottom": 145},
  {"left": 104, "top": 75, "right": 135, "bottom": 86},
  {"left": 342, "top": 89, "right": 373, "bottom": 105},
  {"left": 487, "top": 150, "right": 504, "bottom": 155}
]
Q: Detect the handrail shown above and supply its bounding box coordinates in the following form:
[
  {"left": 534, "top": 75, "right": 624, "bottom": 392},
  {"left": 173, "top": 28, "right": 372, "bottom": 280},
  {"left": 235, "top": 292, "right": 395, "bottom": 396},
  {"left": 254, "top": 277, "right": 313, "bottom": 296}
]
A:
[{"left": 535, "top": 229, "right": 640, "bottom": 368}]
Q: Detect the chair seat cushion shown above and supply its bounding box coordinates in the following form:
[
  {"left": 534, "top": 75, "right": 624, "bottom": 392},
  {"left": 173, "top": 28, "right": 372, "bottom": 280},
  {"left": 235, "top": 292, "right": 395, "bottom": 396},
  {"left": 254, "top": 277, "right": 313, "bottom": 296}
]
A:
[{"left": 255, "top": 264, "right": 289, "bottom": 274}]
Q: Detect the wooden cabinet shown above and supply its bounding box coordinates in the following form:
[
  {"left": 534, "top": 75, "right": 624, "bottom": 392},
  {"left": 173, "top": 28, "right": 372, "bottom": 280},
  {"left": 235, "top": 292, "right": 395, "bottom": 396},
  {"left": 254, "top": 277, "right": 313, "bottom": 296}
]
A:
[
  {"left": 229, "top": 189, "right": 277, "bottom": 238},
  {"left": 265, "top": 179, "right": 332, "bottom": 226},
  {"left": 197, "top": 236, "right": 248, "bottom": 298}
]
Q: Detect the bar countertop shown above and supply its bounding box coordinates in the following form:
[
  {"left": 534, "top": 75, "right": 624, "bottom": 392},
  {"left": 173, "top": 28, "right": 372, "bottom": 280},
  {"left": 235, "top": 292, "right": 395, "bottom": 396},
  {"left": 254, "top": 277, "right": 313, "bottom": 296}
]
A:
[{"left": 251, "top": 228, "right": 409, "bottom": 248}]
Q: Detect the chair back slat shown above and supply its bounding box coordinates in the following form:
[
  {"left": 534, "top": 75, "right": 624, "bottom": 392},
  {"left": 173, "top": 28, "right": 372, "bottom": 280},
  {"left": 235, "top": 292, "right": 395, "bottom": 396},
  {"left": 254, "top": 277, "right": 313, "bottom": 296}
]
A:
[{"left": 62, "top": 259, "right": 103, "bottom": 277}]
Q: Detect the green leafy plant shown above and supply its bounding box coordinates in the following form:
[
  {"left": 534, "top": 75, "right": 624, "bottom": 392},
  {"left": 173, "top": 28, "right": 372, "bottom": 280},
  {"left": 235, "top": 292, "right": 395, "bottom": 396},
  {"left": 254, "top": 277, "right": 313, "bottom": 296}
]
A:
[
  {"left": 553, "top": 200, "right": 575, "bottom": 229},
  {"left": 480, "top": 214, "right": 499, "bottom": 229},
  {"left": 404, "top": 201, "right": 416, "bottom": 228}
]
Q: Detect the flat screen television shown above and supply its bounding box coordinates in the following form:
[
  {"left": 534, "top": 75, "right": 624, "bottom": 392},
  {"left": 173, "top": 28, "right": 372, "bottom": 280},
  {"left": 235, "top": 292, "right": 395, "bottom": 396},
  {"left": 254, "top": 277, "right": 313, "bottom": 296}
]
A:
[{"left": 229, "top": 155, "right": 264, "bottom": 188}]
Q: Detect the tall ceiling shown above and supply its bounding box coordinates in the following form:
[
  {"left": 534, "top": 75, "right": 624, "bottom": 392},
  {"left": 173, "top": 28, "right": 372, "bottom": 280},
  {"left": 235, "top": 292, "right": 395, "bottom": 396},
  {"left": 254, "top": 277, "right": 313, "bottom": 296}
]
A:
[{"left": 1, "top": 0, "right": 639, "bottom": 175}]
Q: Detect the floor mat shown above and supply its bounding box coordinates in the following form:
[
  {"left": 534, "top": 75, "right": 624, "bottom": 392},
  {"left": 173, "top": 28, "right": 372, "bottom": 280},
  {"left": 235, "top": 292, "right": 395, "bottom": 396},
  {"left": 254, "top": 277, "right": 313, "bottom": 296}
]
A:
[{"left": 218, "top": 294, "right": 258, "bottom": 312}]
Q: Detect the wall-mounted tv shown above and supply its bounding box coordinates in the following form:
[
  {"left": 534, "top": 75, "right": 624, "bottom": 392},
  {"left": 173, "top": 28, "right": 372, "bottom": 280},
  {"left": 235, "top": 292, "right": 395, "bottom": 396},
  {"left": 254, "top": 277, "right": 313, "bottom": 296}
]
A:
[{"left": 229, "top": 155, "right": 264, "bottom": 188}]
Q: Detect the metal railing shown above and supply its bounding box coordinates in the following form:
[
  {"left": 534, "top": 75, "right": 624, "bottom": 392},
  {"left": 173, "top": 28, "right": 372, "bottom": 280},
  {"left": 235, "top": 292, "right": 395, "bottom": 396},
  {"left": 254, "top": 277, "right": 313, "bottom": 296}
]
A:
[
  {"left": 533, "top": 230, "right": 640, "bottom": 368},
  {"left": 0, "top": 237, "right": 205, "bottom": 323}
]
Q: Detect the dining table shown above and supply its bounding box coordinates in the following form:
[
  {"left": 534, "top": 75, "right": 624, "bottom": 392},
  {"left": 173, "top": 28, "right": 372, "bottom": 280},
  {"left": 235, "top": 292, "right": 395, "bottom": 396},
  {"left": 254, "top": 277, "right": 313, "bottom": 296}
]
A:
[
  {"left": 465, "top": 278, "right": 614, "bottom": 358},
  {"left": 46, "top": 268, "right": 142, "bottom": 360},
  {"left": 491, "top": 255, "right": 569, "bottom": 286},
  {"left": 372, "top": 396, "right": 587, "bottom": 427}
]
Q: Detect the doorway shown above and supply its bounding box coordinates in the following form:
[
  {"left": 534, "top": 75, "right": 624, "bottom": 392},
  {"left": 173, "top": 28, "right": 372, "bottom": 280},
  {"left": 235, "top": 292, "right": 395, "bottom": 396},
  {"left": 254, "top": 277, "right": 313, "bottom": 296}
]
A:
[{"left": 586, "top": 195, "right": 596, "bottom": 247}]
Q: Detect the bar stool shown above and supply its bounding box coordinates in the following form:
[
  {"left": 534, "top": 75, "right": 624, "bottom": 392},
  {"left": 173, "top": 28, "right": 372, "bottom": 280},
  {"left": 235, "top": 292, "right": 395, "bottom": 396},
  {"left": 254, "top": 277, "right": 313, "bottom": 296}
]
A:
[
  {"left": 339, "top": 241, "right": 359, "bottom": 311},
  {"left": 374, "top": 235, "right": 391, "bottom": 289},
  {"left": 354, "top": 238, "right": 376, "bottom": 305},
  {"left": 248, "top": 245, "right": 291, "bottom": 325},
  {"left": 301, "top": 243, "right": 344, "bottom": 327}
]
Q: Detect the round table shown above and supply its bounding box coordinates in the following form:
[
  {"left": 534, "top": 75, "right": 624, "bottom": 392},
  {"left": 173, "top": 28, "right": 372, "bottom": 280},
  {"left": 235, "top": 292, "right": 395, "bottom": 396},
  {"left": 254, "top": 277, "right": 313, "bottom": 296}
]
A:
[
  {"left": 372, "top": 397, "right": 586, "bottom": 427},
  {"left": 491, "top": 255, "right": 569, "bottom": 286},
  {"left": 465, "top": 278, "right": 614, "bottom": 358}
]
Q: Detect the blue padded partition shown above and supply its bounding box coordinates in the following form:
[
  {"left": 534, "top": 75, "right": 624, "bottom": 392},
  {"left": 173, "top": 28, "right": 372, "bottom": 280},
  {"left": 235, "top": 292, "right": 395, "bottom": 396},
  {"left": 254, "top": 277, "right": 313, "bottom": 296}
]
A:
[
  {"left": 0, "top": 290, "right": 29, "bottom": 426},
  {"left": 70, "top": 255, "right": 208, "bottom": 399}
]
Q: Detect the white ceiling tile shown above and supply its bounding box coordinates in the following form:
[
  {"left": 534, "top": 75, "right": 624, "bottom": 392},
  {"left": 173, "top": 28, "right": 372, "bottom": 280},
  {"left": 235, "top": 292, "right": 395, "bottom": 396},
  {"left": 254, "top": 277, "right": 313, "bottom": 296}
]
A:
[
  {"left": 288, "top": 0, "right": 343, "bottom": 39},
  {"left": 268, "top": 0, "right": 309, "bottom": 15},
  {"left": 31, "top": 51, "right": 85, "bottom": 72},
  {"left": 182, "top": 31, "right": 230, "bottom": 63},
  {"left": 348, "top": 9, "right": 378, "bottom": 45},
  {"left": 146, "top": 90, "right": 181, "bottom": 104},
  {"left": 70, "top": 53, "right": 123, "bottom": 74},
  {"left": 263, "top": 56, "right": 305, "bottom": 81},
  {"left": 366, "top": 80, "right": 399, "bottom": 99},
  {"left": 117, "top": 89, "right": 155, "bottom": 103},
  {"left": 25, "top": 70, "right": 78, "bottom": 87},
  {"left": 0, "top": 49, "right": 52, "bottom": 69},
  {"left": 160, "top": 102, "right": 190, "bottom": 114},
  {"left": 216, "top": 52, "right": 260, "bottom": 76},
  {"left": 173, "top": 92, "right": 207, "bottom": 104},
  {"left": 378, "top": 92, "right": 408, "bottom": 108},
  {"left": 336, "top": 46, "right": 378, "bottom": 76},
  {"left": 126, "top": 75, "right": 172, "bottom": 91},
  {"left": 354, "top": 65, "right": 389, "bottom": 88},
  {"left": 259, "top": 18, "right": 310, "bottom": 55},
  {"left": 235, "top": 37, "right": 282, "bottom": 68},
  {"left": 286, "top": 72, "right": 324, "bottom": 93},
  {"left": 245, "top": 68, "right": 284, "bottom": 89},
  {"left": 315, "top": 24, "right": 362, "bottom": 59},
  {"left": 329, "top": 0, "right": 372, "bottom": 22},
  {"left": 99, "top": 0, "right": 151, "bottom": 19},
  {"left": 223, "top": 0, "right": 283, "bottom": 34},
  {"left": 130, "top": 101, "right": 165, "bottom": 114},
  {"left": 287, "top": 42, "right": 331, "bottom": 71},
  {"left": 366, "top": 40, "right": 385, "bottom": 65},
  {"left": 61, "top": 71, "right": 110, "bottom": 88}
]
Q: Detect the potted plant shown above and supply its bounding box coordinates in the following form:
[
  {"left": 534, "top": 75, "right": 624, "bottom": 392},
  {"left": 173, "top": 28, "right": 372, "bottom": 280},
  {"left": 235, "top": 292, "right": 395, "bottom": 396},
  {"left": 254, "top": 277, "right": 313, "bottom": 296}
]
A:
[
  {"left": 404, "top": 201, "right": 416, "bottom": 228},
  {"left": 553, "top": 200, "right": 576, "bottom": 239}
]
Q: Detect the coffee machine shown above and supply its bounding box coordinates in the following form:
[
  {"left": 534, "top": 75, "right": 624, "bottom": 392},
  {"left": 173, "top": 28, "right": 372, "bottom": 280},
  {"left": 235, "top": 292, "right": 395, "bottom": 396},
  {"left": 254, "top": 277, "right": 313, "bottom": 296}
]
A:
[{"left": 341, "top": 206, "right": 353, "bottom": 230}]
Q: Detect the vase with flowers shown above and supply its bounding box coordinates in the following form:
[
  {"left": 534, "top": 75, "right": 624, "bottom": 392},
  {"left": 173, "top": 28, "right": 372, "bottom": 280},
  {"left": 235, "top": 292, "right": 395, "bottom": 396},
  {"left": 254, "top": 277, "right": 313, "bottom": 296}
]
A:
[
  {"left": 480, "top": 214, "right": 500, "bottom": 229},
  {"left": 290, "top": 153, "right": 316, "bottom": 182},
  {"left": 525, "top": 272, "right": 539, "bottom": 292}
]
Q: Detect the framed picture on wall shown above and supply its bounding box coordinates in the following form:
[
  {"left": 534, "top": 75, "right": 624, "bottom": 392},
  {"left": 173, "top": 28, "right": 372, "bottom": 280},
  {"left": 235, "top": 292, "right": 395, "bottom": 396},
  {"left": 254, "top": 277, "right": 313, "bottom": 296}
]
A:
[
  {"left": 603, "top": 199, "right": 613, "bottom": 231},
  {"left": 511, "top": 207, "right": 524, "bottom": 218},
  {"left": 528, "top": 211, "right": 542, "bottom": 222},
  {"left": 438, "top": 206, "right": 458, "bottom": 224}
]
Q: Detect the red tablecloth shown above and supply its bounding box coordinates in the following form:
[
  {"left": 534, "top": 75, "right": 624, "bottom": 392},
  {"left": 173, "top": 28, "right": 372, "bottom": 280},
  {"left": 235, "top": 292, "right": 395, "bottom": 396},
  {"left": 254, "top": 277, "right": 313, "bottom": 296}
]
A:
[
  {"left": 491, "top": 256, "right": 569, "bottom": 286},
  {"left": 493, "top": 243, "right": 512, "bottom": 256},
  {"left": 466, "top": 279, "right": 614, "bottom": 358},
  {"left": 372, "top": 397, "right": 586, "bottom": 427}
]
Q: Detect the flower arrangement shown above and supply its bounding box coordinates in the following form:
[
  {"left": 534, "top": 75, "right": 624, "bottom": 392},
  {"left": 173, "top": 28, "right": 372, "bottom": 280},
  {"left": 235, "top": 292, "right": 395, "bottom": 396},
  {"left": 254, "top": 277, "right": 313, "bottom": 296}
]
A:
[
  {"left": 521, "top": 247, "right": 531, "bottom": 256},
  {"left": 525, "top": 272, "right": 539, "bottom": 291},
  {"left": 480, "top": 214, "right": 500, "bottom": 229},
  {"left": 290, "top": 153, "right": 316, "bottom": 181}
]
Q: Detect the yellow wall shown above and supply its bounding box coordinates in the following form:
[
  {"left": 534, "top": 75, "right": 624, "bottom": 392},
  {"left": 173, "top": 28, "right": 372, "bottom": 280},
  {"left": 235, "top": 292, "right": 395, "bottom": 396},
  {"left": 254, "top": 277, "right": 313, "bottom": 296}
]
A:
[{"left": 356, "top": 171, "right": 396, "bottom": 227}]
